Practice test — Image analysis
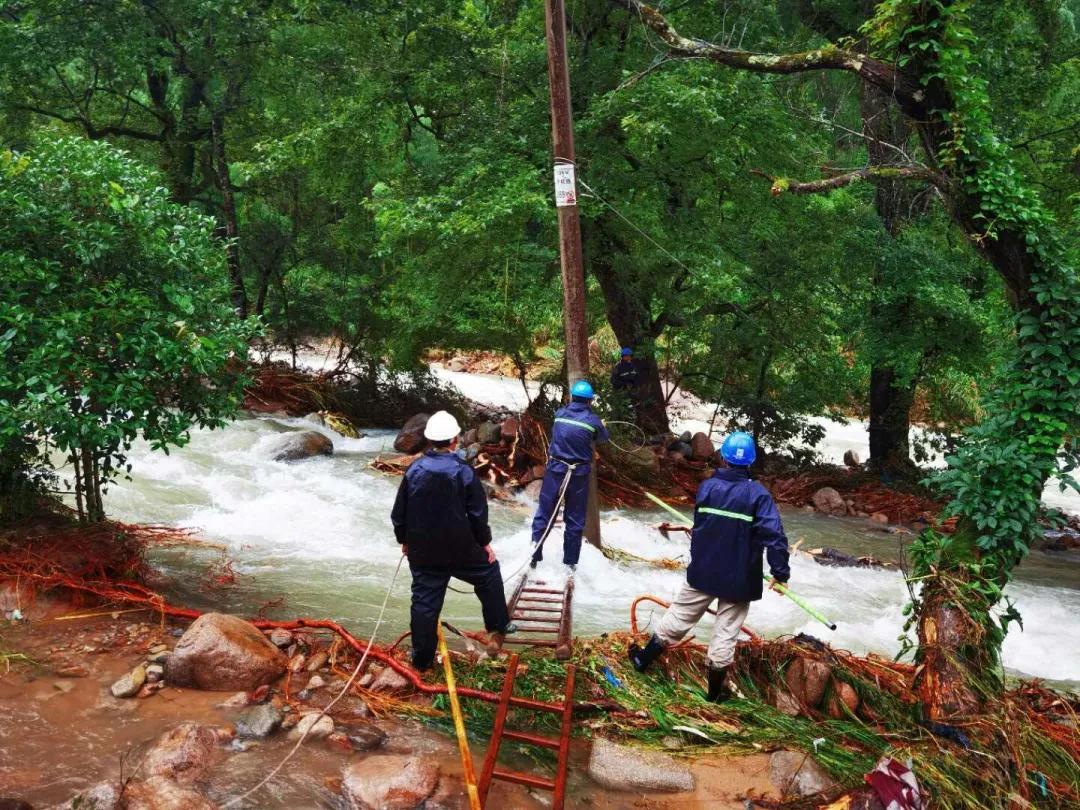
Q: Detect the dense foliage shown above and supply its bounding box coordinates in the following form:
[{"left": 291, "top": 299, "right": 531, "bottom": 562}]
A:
[
  {"left": 1, "top": 0, "right": 1078, "bottom": 714},
  {"left": 0, "top": 138, "right": 253, "bottom": 521}
]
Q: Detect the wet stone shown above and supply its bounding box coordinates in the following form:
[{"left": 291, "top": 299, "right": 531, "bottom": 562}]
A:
[
  {"left": 110, "top": 665, "right": 147, "bottom": 699},
  {"left": 235, "top": 703, "right": 283, "bottom": 738},
  {"left": 289, "top": 712, "right": 334, "bottom": 740},
  {"left": 587, "top": 737, "right": 694, "bottom": 792},
  {"left": 347, "top": 723, "right": 388, "bottom": 751},
  {"left": 268, "top": 628, "right": 293, "bottom": 648},
  {"left": 146, "top": 664, "right": 165, "bottom": 683}
]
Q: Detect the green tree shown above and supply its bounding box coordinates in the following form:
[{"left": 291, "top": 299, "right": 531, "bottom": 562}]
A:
[
  {"left": 612, "top": 0, "right": 1080, "bottom": 718},
  {"left": 0, "top": 137, "right": 255, "bottom": 522}
]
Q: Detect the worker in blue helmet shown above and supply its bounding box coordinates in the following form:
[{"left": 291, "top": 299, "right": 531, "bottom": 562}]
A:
[
  {"left": 628, "top": 431, "right": 790, "bottom": 702},
  {"left": 610, "top": 347, "right": 641, "bottom": 393},
  {"left": 529, "top": 379, "right": 609, "bottom": 575}
]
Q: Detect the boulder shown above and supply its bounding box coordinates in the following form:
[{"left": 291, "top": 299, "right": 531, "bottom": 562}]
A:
[
  {"left": 122, "top": 777, "right": 218, "bottom": 810},
  {"left": 826, "top": 681, "right": 860, "bottom": 719},
  {"left": 500, "top": 417, "right": 519, "bottom": 441},
  {"left": 769, "top": 750, "right": 838, "bottom": 798},
  {"left": 141, "top": 722, "right": 219, "bottom": 784},
  {"left": 811, "top": 487, "right": 848, "bottom": 516},
  {"left": 587, "top": 738, "right": 694, "bottom": 792},
  {"left": 235, "top": 703, "right": 282, "bottom": 738},
  {"left": 46, "top": 782, "right": 121, "bottom": 810},
  {"left": 773, "top": 689, "right": 802, "bottom": 717},
  {"left": 843, "top": 449, "right": 861, "bottom": 468},
  {"left": 341, "top": 755, "right": 440, "bottom": 810},
  {"left": 165, "top": 613, "right": 287, "bottom": 691},
  {"left": 110, "top": 665, "right": 147, "bottom": 698},
  {"left": 690, "top": 432, "right": 715, "bottom": 460},
  {"left": 289, "top": 712, "right": 334, "bottom": 740},
  {"left": 347, "top": 723, "right": 389, "bottom": 751},
  {"left": 268, "top": 430, "right": 333, "bottom": 462},
  {"left": 477, "top": 421, "right": 501, "bottom": 444},
  {"left": 393, "top": 413, "right": 430, "bottom": 454},
  {"left": 447, "top": 357, "right": 468, "bottom": 372},
  {"left": 870, "top": 512, "right": 890, "bottom": 525},
  {"left": 460, "top": 428, "right": 478, "bottom": 447},
  {"left": 785, "top": 657, "right": 832, "bottom": 708}
]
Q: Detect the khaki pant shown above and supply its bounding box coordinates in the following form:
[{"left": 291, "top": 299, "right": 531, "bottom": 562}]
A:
[{"left": 655, "top": 582, "right": 750, "bottom": 668}]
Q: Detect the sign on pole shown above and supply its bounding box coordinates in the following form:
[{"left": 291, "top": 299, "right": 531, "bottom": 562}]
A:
[{"left": 553, "top": 163, "right": 576, "bottom": 207}]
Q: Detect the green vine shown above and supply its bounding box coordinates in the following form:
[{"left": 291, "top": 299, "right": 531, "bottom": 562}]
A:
[{"left": 864, "top": 2, "right": 1080, "bottom": 672}]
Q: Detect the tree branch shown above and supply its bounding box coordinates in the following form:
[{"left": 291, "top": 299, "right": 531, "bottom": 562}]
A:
[
  {"left": 7, "top": 103, "right": 162, "bottom": 141},
  {"left": 750, "top": 166, "right": 945, "bottom": 196},
  {"left": 608, "top": 0, "right": 924, "bottom": 107}
]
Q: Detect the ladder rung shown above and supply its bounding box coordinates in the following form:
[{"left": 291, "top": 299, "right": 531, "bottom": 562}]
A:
[
  {"left": 503, "top": 638, "right": 557, "bottom": 648},
  {"left": 493, "top": 767, "right": 555, "bottom": 791},
  {"left": 516, "top": 597, "right": 563, "bottom": 604},
  {"left": 511, "top": 626, "right": 560, "bottom": 633},
  {"left": 513, "top": 606, "right": 562, "bottom": 614},
  {"left": 504, "top": 729, "right": 560, "bottom": 750},
  {"left": 521, "top": 587, "right": 563, "bottom": 594},
  {"left": 507, "top": 694, "right": 564, "bottom": 713}
]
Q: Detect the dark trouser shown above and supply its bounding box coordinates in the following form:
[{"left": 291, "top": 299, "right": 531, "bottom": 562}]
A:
[
  {"left": 530, "top": 461, "right": 589, "bottom": 566},
  {"left": 409, "top": 561, "right": 510, "bottom": 670}
]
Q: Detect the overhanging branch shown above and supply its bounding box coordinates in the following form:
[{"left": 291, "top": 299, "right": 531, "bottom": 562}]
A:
[
  {"left": 750, "top": 166, "right": 945, "bottom": 196},
  {"left": 609, "top": 0, "right": 924, "bottom": 107}
]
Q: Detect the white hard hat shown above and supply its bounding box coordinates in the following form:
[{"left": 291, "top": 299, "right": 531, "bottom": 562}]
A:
[{"left": 424, "top": 410, "right": 461, "bottom": 442}]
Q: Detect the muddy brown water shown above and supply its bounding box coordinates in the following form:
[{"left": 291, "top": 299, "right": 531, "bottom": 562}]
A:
[{"left": 0, "top": 615, "right": 777, "bottom": 808}]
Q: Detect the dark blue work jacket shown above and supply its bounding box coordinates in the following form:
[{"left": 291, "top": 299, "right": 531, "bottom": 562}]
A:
[
  {"left": 548, "top": 401, "right": 609, "bottom": 474},
  {"left": 686, "top": 467, "right": 790, "bottom": 602},
  {"left": 610, "top": 359, "right": 641, "bottom": 391},
  {"left": 391, "top": 450, "right": 491, "bottom": 568}
]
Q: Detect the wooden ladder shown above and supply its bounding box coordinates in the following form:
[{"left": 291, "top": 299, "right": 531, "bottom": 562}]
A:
[
  {"left": 477, "top": 653, "right": 575, "bottom": 809},
  {"left": 503, "top": 573, "right": 574, "bottom": 660}
]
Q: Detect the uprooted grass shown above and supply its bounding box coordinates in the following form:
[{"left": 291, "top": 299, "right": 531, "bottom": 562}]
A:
[{"left": 432, "top": 633, "right": 1079, "bottom": 808}]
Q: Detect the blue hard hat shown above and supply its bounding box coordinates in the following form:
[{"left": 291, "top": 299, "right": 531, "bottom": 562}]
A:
[
  {"left": 570, "top": 380, "right": 594, "bottom": 399},
  {"left": 620, "top": 347, "right": 633, "bottom": 357},
  {"left": 720, "top": 432, "right": 757, "bottom": 466}
]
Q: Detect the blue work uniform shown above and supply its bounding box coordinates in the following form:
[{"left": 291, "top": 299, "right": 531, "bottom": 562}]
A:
[
  {"left": 687, "top": 467, "right": 790, "bottom": 601},
  {"left": 610, "top": 359, "right": 641, "bottom": 391},
  {"left": 391, "top": 449, "right": 510, "bottom": 669},
  {"left": 530, "top": 401, "right": 610, "bottom": 565}
]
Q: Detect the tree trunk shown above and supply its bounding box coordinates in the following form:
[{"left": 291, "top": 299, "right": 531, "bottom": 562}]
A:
[
  {"left": 859, "top": 81, "right": 922, "bottom": 472},
  {"left": 588, "top": 233, "right": 670, "bottom": 435},
  {"left": 868, "top": 366, "right": 916, "bottom": 469},
  {"left": 210, "top": 112, "right": 247, "bottom": 319}
]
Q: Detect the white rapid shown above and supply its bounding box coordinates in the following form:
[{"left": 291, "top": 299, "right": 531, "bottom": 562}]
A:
[{"left": 102, "top": 405, "right": 1080, "bottom": 689}]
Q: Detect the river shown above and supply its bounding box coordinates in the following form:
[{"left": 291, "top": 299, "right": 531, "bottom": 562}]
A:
[{"left": 97, "top": 366, "right": 1080, "bottom": 691}]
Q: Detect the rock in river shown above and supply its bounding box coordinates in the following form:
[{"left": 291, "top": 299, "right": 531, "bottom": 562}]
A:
[
  {"left": 268, "top": 429, "right": 333, "bottom": 462},
  {"left": 122, "top": 777, "right": 218, "bottom": 810},
  {"left": 587, "top": 737, "right": 694, "bottom": 792},
  {"left": 393, "top": 413, "right": 430, "bottom": 454},
  {"left": 165, "top": 613, "right": 287, "bottom": 691},
  {"left": 110, "top": 665, "right": 147, "bottom": 698},
  {"left": 141, "top": 722, "right": 219, "bottom": 784},
  {"left": 811, "top": 486, "right": 847, "bottom": 516},
  {"left": 342, "top": 755, "right": 440, "bottom": 809},
  {"left": 235, "top": 703, "right": 283, "bottom": 738}
]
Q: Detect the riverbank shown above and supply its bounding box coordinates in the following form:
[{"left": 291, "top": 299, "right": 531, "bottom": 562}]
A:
[
  {"left": 0, "top": 575, "right": 788, "bottom": 808},
  {"left": 2, "top": 536, "right": 1077, "bottom": 809}
]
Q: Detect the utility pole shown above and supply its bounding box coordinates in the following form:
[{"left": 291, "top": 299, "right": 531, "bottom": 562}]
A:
[{"left": 544, "top": 0, "right": 601, "bottom": 547}]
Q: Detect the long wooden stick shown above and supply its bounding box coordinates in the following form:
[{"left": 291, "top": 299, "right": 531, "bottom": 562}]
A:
[{"left": 438, "top": 624, "right": 482, "bottom": 810}]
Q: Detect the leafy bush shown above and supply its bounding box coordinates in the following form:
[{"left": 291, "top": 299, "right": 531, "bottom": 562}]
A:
[{"left": 0, "top": 137, "right": 257, "bottom": 522}]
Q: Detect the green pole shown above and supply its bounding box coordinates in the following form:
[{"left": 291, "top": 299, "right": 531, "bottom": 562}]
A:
[{"left": 643, "top": 491, "right": 837, "bottom": 631}]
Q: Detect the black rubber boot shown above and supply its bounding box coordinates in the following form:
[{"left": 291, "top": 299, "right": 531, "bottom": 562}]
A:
[
  {"left": 706, "top": 665, "right": 730, "bottom": 703},
  {"left": 628, "top": 635, "right": 666, "bottom": 673}
]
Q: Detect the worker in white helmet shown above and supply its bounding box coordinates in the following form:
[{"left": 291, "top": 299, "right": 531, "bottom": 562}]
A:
[{"left": 390, "top": 410, "right": 516, "bottom": 670}]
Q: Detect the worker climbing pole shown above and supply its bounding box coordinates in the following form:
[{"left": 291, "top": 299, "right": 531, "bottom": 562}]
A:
[{"left": 543, "top": 0, "right": 601, "bottom": 548}]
